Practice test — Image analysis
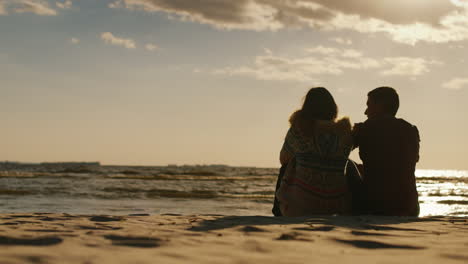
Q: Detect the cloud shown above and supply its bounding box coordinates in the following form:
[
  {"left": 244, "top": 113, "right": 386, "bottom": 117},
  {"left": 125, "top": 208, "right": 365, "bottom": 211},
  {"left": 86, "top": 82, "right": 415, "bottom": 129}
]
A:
[
  {"left": 328, "top": 11, "right": 468, "bottom": 45},
  {"left": 306, "top": 0, "right": 460, "bottom": 25},
  {"left": 330, "top": 37, "right": 352, "bottom": 45},
  {"left": 145, "top": 43, "right": 159, "bottom": 51},
  {"left": 442, "top": 78, "right": 468, "bottom": 90},
  {"left": 0, "top": 3, "right": 6, "bottom": 15},
  {"left": 381, "top": 57, "right": 441, "bottom": 76},
  {"left": 451, "top": 0, "right": 468, "bottom": 7},
  {"left": 211, "top": 47, "right": 440, "bottom": 82},
  {"left": 109, "top": 0, "right": 284, "bottom": 31},
  {"left": 4, "top": 0, "right": 58, "bottom": 15},
  {"left": 69, "top": 37, "right": 79, "bottom": 44},
  {"left": 108, "top": 0, "right": 468, "bottom": 44},
  {"left": 212, "top": 47, "right": 382, "bottom": 82},
  {"left": 305, "top": 46, "right": 339, "bottom": 55},
  {"left": 56, "top": 0, "right": 71, "bottom": 9},
  {"left": 101, "top": 32, "right": 136, "bottom": 49}
]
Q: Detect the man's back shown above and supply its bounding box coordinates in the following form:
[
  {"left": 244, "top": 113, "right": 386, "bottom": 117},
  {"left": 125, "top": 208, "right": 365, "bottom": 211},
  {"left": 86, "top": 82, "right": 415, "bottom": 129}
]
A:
[{"left": 354, "top": 116, "right": 420, "bottom": 216}]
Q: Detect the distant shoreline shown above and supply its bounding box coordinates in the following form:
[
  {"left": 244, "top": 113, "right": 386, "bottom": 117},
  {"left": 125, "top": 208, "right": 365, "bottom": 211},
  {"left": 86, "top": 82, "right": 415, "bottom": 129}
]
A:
[{"left": 2, "top": 161, "right": 467, "bottom": 171}]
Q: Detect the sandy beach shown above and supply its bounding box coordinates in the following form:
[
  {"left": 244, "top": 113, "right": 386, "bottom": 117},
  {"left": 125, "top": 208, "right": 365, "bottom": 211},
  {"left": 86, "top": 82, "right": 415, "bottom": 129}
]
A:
[{"left": 0, "top": 213, "right": 466, "bottom": 264}]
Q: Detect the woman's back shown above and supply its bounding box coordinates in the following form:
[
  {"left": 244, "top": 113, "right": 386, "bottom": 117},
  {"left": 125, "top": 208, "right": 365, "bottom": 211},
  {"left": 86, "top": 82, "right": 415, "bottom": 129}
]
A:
[{"left": 277, "top": 117, "right": 353, "bottom": 216}]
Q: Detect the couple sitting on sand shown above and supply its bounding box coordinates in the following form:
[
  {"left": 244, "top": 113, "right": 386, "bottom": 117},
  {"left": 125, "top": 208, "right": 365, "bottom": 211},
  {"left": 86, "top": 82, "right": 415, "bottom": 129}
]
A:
[{"left": 273, "top": 87, "right": 420, "bottom": 217}]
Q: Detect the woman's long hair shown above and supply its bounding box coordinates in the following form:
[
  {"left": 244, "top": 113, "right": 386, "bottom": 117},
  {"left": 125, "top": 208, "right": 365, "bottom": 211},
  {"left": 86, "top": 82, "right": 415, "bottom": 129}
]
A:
[{"left": 289, "top": 87, "right": 338, "bottom": 135}]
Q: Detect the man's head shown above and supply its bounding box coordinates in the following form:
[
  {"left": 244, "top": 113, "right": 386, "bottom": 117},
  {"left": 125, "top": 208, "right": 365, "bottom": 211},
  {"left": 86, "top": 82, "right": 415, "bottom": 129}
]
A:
[{"left": 365, "top": 87, "right": 399, "bottom": 118}]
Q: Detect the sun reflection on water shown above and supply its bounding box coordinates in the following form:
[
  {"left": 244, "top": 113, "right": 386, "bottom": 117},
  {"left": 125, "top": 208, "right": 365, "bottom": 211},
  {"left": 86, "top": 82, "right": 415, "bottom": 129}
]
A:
[
  {"left": 416, "top": 169, "right": 468, "bottom": 217},
  {"left": 416, "top": 169, "right": 468, "bottom": 178}
]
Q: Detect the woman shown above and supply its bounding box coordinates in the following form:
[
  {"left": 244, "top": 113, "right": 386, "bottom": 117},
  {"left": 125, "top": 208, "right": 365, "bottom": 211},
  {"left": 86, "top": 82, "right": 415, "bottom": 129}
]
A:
[{"left": 275, "top": 87, "right": 354, "bottom": 216}]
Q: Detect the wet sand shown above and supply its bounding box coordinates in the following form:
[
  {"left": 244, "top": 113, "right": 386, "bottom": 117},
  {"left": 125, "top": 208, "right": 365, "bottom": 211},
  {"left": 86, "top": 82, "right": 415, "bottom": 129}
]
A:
[{"left": 0, "top": 213, "right": 467, "bottom": 263}]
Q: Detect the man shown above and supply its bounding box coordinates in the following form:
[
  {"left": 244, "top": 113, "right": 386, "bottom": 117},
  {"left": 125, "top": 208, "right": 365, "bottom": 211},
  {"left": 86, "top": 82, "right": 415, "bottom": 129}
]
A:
[{"left": 353, "top": 87, "right": 420, "bottom": 216}]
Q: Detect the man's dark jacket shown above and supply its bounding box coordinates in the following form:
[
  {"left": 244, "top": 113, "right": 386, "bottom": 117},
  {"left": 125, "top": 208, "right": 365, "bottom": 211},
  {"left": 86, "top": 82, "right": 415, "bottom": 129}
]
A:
[{"left": 353, "top": 116, "right": 420, "bottom": 216}]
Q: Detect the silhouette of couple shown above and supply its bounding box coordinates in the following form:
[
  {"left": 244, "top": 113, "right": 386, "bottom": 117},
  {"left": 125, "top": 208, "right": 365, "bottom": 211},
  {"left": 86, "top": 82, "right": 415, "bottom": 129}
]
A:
[{"left": 273, "top": 87, "right": 420, "bottom": 217}]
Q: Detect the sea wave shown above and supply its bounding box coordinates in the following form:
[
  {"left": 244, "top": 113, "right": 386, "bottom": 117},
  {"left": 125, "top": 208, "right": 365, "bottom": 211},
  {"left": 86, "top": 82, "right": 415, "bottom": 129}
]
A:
[
  {"left": 1, "top": 165, "right": 467, "bottom": 216},
  {"left": 99, "top": 187, "right": 274, "bottom": 200},
  {"left": 437, "top": 200, "right": 468, "bottom": 205},
  {"left": 0, "top": 189, "right": 33, "bottom": 195}
]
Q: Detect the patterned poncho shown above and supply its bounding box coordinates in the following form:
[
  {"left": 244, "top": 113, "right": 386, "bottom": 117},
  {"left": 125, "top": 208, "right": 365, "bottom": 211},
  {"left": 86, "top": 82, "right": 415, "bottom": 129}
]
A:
[{"left": 276, "top": 118, "right": 354, "bottom": 216}]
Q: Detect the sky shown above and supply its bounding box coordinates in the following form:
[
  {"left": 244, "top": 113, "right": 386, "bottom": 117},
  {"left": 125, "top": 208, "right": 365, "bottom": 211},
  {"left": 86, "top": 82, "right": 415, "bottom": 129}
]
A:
[{"left": 1, "top": 0, "right": 468, "bottom": 169}]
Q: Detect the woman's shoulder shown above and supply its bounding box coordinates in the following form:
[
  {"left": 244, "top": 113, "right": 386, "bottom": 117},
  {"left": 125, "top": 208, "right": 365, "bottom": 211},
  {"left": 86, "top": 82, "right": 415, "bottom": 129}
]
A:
[{"left": 315, "top": 117, "right": 352, "bottom": 136}]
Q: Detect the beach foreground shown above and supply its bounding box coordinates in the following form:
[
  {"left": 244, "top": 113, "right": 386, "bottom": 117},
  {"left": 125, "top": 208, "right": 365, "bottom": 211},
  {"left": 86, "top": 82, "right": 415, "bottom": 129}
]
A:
[{"left": 0, "top": 213, "right": 467, "bottom": 264}]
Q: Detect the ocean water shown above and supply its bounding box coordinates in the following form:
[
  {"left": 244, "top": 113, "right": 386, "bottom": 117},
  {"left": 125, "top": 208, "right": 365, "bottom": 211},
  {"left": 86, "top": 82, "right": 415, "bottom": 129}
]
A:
[{"left": 0, "top": 164, "right": 467, "bottom": 217}]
